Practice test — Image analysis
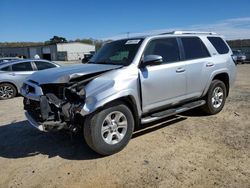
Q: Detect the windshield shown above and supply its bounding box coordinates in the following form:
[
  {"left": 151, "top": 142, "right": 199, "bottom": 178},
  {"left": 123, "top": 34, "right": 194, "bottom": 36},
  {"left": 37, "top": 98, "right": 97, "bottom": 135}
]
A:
[{"left": 90, "top": 39, "right": 143, "bottom": 66}]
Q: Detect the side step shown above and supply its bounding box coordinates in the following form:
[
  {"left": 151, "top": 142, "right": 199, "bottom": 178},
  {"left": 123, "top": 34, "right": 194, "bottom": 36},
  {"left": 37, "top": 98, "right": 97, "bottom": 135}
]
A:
[{"left": 141, "top": 100, "right": 206, "bottom": 124}]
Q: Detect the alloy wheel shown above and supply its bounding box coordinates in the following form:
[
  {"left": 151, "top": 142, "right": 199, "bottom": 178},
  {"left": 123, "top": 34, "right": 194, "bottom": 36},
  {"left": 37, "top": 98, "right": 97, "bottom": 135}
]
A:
[
  {"left": 0, "top": 85, "right": 14, "bottom": 99},
  {"left": 212, "top": 86, "right": 224, "bottom": 108},
  {"left": 101, "top": 111, "right": 128, "bottom": 145}
]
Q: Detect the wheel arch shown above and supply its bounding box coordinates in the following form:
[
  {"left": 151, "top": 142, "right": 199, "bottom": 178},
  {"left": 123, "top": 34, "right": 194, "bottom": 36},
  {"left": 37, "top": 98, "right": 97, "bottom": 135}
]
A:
[
  {"left": 212, "top": 73, "right": 230, "bottom": 96},
  {"left": 203, "top": 70, "right": 230, "bottom": 97},
  {"left": 113, "top": 96, "right": 140, "bottom": 130},
  {"left": 84, "top": 95, "right": 140, "bottom": 131}
]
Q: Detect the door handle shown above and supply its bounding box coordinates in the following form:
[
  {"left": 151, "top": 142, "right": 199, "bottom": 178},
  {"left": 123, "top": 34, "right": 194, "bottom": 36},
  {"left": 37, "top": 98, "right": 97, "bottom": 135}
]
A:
[
  {"left": 8, "top": 73, "right": 15, "bottom": 76},
  {"left": 206, "top": 62, "right": 214, "bottom": 67},
  {"left": 176, "top": 67, "right": 185, "bottom": 73}
]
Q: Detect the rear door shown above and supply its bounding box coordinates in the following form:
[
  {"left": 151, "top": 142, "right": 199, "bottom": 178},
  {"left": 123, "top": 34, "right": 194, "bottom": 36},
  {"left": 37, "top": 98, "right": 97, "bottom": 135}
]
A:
[
  {"left": 179, "top": 37, "right": 212, "bottom": 99},
  {"left": 139, "top": 37, "right": 187, "bottom": 112}
]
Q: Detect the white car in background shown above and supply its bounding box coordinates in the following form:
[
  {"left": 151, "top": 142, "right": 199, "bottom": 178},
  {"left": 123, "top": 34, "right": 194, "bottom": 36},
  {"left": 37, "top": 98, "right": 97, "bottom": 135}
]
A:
[
  {"left": 232, "top": 50, "right": 247, "bottom": 64},
  {"left": 0, "top": 59, "right": 60, "bottom": 100}
]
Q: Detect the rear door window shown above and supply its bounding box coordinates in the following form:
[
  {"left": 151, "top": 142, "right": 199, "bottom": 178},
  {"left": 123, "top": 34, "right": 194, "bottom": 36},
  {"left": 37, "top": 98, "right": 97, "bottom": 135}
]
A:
[
  {"left": 181, "top": 37, "right": 210, "bottom": 60},
  {"left": 207, "top": 37, "right": 229, "bottom": 54},
  {"left": 12, "top": 62, "right": 33, "bottom": 71},
  {"left": 34, "top": 61, "right": 56, "bottom": 70},
  {"left": 144, "top": 38, "right": 180, "bottom": 63}
]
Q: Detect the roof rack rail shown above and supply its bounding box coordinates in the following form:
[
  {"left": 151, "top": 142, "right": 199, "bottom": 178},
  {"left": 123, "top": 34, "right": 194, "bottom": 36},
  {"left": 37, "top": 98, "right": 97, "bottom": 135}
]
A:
[{"left": 159, "top": 31, "right": 217, "bottom": 35}]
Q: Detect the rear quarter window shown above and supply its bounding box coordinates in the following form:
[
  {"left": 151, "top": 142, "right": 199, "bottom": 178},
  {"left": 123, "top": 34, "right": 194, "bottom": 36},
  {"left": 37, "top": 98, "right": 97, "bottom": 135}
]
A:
[
  {"left": 34, "top": 61, "right": 56, "bottom": 70},
  {"left": 207, "top": 37, "right": 229, "bottom": 54}
]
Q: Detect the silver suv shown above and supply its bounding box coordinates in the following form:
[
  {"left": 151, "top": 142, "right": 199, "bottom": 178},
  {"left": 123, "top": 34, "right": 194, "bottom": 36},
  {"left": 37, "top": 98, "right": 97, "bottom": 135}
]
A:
[{"left": 21, "top": 31, "right": 236, "bottom": 155}]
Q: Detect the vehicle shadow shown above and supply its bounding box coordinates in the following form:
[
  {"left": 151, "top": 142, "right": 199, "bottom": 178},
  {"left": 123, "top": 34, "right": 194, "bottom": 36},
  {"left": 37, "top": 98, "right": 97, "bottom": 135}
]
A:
[
  {"left": 0, "top": 120, "right": 101, "bottom": 160},
  {"left": 133, "top": 115, "right": 187, "bottom": 138},
  {"left": 0, "top": 114, "right": 190, "bottom": 160},
  {"left": 180, "top": 108, "right": 208, "bottom": 117}
]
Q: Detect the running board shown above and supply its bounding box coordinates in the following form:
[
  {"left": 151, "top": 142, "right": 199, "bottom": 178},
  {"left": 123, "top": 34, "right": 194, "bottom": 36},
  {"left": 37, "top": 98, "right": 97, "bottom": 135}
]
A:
[{"left": 141, "top": 100, "right": 206, "bottom": 124}]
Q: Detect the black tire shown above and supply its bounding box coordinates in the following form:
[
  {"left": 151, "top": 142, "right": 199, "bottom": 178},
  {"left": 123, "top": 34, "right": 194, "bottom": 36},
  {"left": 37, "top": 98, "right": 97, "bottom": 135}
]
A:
[
  {"left": 84, "top": 102, "right": 134, "bottom": 155},
  {"left": 202, "top": 80, "right": 227, "bottom": 115},
  {"left": 0, "top": 83, "right": 17, "bottom": 100}
]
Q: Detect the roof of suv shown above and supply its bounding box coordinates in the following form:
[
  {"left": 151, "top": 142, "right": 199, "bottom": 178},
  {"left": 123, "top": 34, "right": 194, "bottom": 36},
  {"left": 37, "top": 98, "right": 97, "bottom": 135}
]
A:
[{"left": 118, "top": 31, "right": 221, "bottom": 41}]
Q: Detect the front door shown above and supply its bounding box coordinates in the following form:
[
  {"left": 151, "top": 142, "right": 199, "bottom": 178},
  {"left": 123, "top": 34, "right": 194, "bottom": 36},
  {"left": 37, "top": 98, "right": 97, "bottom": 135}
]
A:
[{"left": 139, "top": 37, "right": 187, "bottom": 113}]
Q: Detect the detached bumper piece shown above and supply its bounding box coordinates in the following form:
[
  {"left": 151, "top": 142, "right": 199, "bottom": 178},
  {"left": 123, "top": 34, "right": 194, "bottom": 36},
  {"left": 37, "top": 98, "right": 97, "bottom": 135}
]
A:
[
  {"left": 24, "top": 95, "right": 67, "bottom": 131},
  {"left": 25, "top": 111, "right": 45, "bottom": 131}
]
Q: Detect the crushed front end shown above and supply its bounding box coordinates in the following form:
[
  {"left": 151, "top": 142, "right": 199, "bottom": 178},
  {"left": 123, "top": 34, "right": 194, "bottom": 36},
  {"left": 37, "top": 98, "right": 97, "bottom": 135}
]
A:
[{"left": 21, "top": 80, "right": 86, "bottom": 132}]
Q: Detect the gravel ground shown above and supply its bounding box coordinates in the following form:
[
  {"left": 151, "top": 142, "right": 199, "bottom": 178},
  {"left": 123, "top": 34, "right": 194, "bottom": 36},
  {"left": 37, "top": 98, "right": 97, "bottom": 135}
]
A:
[{"left": 0, "top": 65, "right": 249, "bottom": 188}]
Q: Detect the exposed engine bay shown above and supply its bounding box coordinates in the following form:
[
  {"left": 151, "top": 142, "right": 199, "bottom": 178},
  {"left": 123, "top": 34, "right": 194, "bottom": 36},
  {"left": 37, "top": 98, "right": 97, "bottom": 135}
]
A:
[
  {"left": 22, "top": 68, "right": 116, "bottom": 132},
  {"left": 23, "top": 84, "right": 84, "bottom": 132}
]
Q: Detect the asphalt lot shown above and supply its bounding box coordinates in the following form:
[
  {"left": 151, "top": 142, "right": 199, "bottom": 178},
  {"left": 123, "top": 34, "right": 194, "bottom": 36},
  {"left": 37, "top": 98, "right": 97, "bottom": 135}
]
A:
[{"left": 0, "top": 64, "right": 249, "bottom": 188}]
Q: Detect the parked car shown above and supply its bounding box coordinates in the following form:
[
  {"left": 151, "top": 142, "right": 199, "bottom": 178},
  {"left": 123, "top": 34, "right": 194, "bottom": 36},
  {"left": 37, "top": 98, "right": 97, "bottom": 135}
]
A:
[
  {"left": 232, "top": 50, "right": 247, "bottom": 64},
  {"left": 0, "top": 57, "right": 20, "bottom": 63},
  {"left": 21, "top": 31, "right": 236, "bottom": 155},
  {"left": 0, "top": 59, "right": 60, "bottom": 99}
]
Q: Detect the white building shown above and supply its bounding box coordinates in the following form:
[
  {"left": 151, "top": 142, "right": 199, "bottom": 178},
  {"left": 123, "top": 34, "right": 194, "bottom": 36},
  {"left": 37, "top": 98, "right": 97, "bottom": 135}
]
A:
[{"left": 0, "top": 42, "right": 95, "bottom": 61}]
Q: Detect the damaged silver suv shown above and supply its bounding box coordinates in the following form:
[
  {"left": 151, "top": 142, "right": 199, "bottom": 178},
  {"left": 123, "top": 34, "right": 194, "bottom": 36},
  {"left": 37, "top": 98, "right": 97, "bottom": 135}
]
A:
[{"left": 21, "top": 31, "right": 236, "bottom": 155}]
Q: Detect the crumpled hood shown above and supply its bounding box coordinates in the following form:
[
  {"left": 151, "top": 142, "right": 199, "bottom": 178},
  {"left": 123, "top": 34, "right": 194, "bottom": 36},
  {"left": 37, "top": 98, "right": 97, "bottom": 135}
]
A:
[{"left": 27, "top": 64, "right": 122, "bottom": 84}]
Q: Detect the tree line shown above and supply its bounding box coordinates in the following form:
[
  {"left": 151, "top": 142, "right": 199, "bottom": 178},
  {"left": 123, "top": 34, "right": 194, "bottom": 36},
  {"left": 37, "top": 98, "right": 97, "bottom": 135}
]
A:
[{"left": 0, "top": 36, "right": 105, "bottom": 50}]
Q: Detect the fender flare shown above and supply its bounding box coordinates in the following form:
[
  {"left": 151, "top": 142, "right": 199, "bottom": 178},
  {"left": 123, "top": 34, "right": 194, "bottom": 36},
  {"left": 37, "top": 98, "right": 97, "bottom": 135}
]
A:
[
  {"left": 80, "top": 89, "right": 142, "bottom": 117},
  {"left": 202, "top": 68, "right": 230, "bottom": 97}
]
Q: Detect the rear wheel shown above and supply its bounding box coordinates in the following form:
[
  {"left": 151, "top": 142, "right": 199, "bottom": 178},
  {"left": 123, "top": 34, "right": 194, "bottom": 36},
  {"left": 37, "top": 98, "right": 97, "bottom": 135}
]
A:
[
  {"left": 202, "top": 80, "right": 226, "bottom": 115},
  {"left": 0, "top": 83, "right": 17, "bottom": 100},
  {"left": 84, "top": 103, "right": 134, "bottom": 155}
]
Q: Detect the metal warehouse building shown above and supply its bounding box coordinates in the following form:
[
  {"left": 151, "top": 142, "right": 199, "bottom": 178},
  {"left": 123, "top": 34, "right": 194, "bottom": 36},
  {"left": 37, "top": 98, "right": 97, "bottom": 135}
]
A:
[{"left": 0, "top": 42, "right": 95, "bottom": 61}]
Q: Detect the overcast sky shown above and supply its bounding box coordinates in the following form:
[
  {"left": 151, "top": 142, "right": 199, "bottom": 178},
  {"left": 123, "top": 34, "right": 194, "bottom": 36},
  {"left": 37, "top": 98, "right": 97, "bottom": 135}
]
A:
[{"left": 0, "top": 0, "right": 250, "bottom": 42}]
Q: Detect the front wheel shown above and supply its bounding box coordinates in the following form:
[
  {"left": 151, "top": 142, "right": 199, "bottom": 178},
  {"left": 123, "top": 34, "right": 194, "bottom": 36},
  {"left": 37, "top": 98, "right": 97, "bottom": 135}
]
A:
[
  {"left": 84, "top": 103, "right": 134, "bottom": 155},
  {"left": 202, "top": 80, "right": 227, "bottom": 115}
]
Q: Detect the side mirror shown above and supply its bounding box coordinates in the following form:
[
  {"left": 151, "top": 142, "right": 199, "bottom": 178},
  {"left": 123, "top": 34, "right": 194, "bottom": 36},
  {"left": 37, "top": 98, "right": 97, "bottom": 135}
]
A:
[{"left": 141, "top": 55, "right": 163, "bottom": 67}]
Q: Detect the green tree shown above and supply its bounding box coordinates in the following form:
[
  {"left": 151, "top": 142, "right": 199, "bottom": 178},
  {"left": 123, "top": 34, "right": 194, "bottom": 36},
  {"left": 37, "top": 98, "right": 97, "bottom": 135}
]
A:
[{"left": 45, "top": 36, "right": 67, "bottom": 45}]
